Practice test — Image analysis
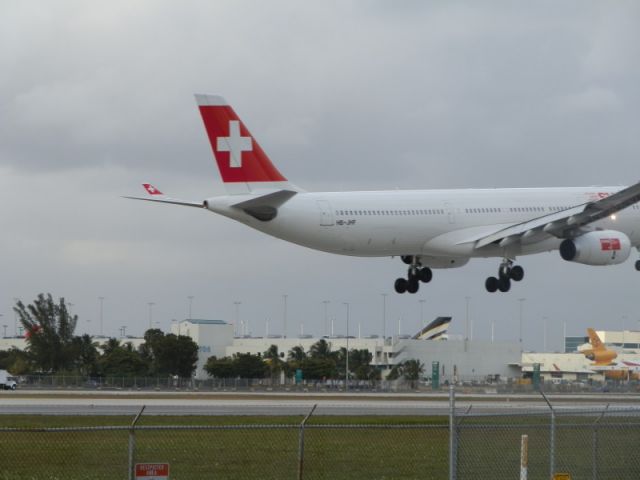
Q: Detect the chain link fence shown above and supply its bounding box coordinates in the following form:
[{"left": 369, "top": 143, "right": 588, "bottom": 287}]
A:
[
  {"left": 452, "top": 390, "right": 640, "bottom": 480},
  {"left": 1, "top": 390, "right": 640, "bottom": 479},
  {"left": 16, "top": 374, "right": 640, "bottom": 394},
  {"left": 0, "top": 414, "right": 448, "bottom": 479}
]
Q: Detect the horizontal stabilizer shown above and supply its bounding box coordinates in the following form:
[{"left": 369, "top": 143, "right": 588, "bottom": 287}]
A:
[
  {"left": 230, "top": 190, "right": 297, "bottom": 209},
  {"left": 230, "top": 189, "right": 297, "bottom": 221}
]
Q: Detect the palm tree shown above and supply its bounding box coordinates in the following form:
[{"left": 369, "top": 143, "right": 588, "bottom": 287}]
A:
[
  {"left": 287, "top": 345, "right": 306, "bottom": 362},
  {"left": 402, "top": 359, "right": 425, "bottom": 389},
  {"left": 309, "top": 339, "right": 332, "bottom": 359},
  {"left": 264, "top": 344, "right": 283, "bottom": 383}
]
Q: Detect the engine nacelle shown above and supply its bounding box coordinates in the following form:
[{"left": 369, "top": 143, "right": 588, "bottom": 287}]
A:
[{"left": 559, "top": 230, "right": 631, "bottom": 266}]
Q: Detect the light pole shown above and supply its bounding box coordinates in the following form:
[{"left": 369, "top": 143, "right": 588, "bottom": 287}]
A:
[
  {"left": 121, "top": 325, "right": 127, "bottom": 337},
  {"left": 465, "top": 296, "right": 470, "bottom": 342},
  {"left": 518, "top": 298, "right": 526, "bottom": 353},
  {"left": 282, "top": 294, "right": 288, "bottom": 339},
  {"left": 343, "top": 302, "right": 350, "bottom": 391},
  {"left": 187, "top": 296, "right": 194, "bottom": 320},
  {"left": 13, "top": 298, "right": 19, "bottom": 336},
  {"left": 322, "top": 300, "right": 330, "bottom": 337},
  {"left": 419, "top": 299, "right": 426, "bottom": 329},
  {"left": 98, "top": 297, "right": 105, "bottom": 336},
  {"left": 543, "top": 316, "right": 548, "bottom": 352},
  {"left": 233, "top": 301, "right": 241, "bottom": 337},
  {"left": 1, "top": 322, "right": 6, "bottom": 338},
  {"left": 381, "top": 293, "right": 387, "bottom": 341},
  {"left": 147, "top": 302, "right": 155, "bottom": 331}
]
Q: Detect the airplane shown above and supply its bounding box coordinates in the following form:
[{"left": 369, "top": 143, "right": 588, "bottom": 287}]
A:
[
  {"left": 580, "top": 328, "right": 618, "bottom": 365},
  {"left": 126, "top": 94, "right": 640, "bottom": 294},
  {"left": 579, "top": 329, "right": 640, "bottom": 381}
]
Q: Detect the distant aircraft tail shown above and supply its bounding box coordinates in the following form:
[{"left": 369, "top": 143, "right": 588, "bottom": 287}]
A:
[
  {"left": 195, "top": 94, "right": 298, "bottom": 195},
  {"left": 585, "top": 328, "right": 618, "bottom": 365},
  {"left": 587, "top": 328, "right": 605, "bottom": 350}
]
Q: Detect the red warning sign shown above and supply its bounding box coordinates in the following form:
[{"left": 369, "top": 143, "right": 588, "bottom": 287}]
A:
[{"left": 135, "top": 463, "right": 169, "bottom": 479}]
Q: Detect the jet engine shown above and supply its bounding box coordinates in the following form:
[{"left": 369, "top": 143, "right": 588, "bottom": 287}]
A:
[{"left": 559, "top": 230, "right": 631, "bottom": 266}]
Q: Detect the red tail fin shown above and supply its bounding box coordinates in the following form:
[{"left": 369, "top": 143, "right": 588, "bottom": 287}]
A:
[{"left": 195, "top": 95, "right": 287, "bottom": 189}]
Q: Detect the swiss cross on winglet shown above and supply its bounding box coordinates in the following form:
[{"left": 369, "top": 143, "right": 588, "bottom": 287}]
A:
[{"left": 143, "top": 184, "right": 163, "bottom": 195}]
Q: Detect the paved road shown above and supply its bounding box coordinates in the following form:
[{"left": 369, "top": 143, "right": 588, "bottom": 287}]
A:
[{"left": 0, "top": 391, "right": 637, "bottom": 416}]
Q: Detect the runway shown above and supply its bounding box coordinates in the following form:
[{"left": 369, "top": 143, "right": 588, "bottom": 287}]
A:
[{"left": 0, "top": 391, "right": 638, "bottom": 416}]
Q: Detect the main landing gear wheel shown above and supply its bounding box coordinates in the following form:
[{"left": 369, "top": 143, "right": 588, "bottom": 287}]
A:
[
  {"left": 394, "top": 256, "right": 433, "bottom": 294},
  {"left": 394, "top": 278, "right": 408, "bottom": 294},
  {"left": 635, "top": 260, "right": 640, "bottom": 271},
  {"left": 485, "top": 261, "right": 524, "bottom": 293}
]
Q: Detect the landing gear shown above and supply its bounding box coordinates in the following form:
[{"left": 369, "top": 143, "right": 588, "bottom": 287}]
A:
[
  {"left": 394, "top": 256, "right": 433, "bottom": 294},
  {"left": 635, "top": 260, "right": 640, "bottom": 271},
  {"left": 485, "top": 260, "right": 524, "bottom": 293}
]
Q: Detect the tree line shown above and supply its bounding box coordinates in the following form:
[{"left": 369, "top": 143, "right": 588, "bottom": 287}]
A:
[
  {"left": 0, "top": 294, "right": 199, "bottom": 378},
  {"left": 0, "top": 294, "right": 426, "bottom": 386},
  {"left": 205, "top": 338, "right": 425, "bottom": 385}
]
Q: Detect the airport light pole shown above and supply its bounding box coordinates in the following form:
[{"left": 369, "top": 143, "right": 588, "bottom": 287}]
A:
[
  {"left": 187, "top": 296, "right": 194, "bottom": 320},
  {"left": 322, "top": 300, "right": 329, "bottom": 337},
  {"left": 13, "top": 298, "right": 19, "bottom": 336},
  {"left": 343, "top": 302, "right": 350, "bottom": 392},
  {"left": 518, "top": 298, "right": 526, "bottom": 353},
  {"left": 543, "top": 316, "right": 548, "bottom": 351},
  {"left": 98, "top": 297, "right": 105, "bottom": 336},
  {"left": 147, "top": 302, "right": 155, "bottom": 331},
  {"left": 233, "top": 301, "right": 241, "bottom": 337},
  {"left": 282, "top": 294, "right": 288, "bottom": 339},
  {"left": 465, "top": 296, "right": 470, "bottom": 342},
  {"left": 381, "top": 293, "right": 387, "bottom": 341}
]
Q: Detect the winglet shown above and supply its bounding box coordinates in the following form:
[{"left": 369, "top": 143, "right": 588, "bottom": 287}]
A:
[{"left": 143, "top": 183, "right": 163, "bottom": 196}]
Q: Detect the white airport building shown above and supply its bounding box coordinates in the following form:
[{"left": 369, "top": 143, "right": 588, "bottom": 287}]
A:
[{"left": 2, "top": 319, "right": 639, "bottom": 383}]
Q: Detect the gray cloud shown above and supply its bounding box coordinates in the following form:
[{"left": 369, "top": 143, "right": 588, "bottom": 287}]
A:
[{"left": 1, "top": 1, "right": 640, "bottom": 348}]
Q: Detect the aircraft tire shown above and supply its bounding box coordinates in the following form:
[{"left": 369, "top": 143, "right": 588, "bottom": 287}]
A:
[
  {"left": 485, "top": 276, "right": 498, "bottom": 293},
  {"left": 636, "top": 260, "right": 640, "bottom": 271},
  {"left": 394, "top": 278, "right": 408, "bottom": 294},
  {"left": 418, "top": 267, "right": 433, "bottom": 283},
  {"left": 401, "top": 255, "right": 413, "bottom": 265},
  {"left": 407, "top": 278, "right": 420, "bottom": 294},
  {"left": 510, "top": 265, "right": 524, "bottom": 282},
  {"left": 498, "top": 277, "right": 511, "bottom": 293}
]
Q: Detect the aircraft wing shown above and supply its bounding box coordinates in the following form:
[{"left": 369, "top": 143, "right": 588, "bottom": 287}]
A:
[
  {"left": 467, "top": 181, "right": 640, "bottom": 249},
  {"left": 123, "top": 183, "right": 204, "bottom": 208}
]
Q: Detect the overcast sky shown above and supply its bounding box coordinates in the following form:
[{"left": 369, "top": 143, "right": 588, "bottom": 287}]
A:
[{"left": 2, "top": 1, "right": 640, "bottom": 351}]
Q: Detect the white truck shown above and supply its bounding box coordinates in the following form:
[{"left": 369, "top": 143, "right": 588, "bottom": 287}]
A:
[{"left": 0, "top": 370, "right": 17, "bottom": 390}]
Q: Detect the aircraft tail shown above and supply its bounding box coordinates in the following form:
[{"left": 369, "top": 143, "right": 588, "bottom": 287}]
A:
[
  {"left": 195, "top": 94, "right": 298, "bottom": 195},
  {"left": 587, "top": 328, "right": 605, "bottom": 350}
]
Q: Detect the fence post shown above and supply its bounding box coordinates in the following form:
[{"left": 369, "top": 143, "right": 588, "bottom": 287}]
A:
[
  {"left": 449, "top": 384, "right": 456, "bottom": 480},
  {"left": 592, "top": 404, "right": 609, "bottom": 480},
  {"left": 539, "top": 389, "right": 555, "bottom": 477},
  {"left": 520, "top": 434, "right": 528, "bottom": 480},
  {"left": 128, "top": 406, "right": 146, "bottom": 480},
  {"left": 298, "top": 404, "right": 317, "bottom": 480}
]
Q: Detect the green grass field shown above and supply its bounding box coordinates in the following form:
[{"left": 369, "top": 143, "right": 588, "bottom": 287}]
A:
[
  {"left": 1, "top": 414, "right": 639, "bottom": 479},
  {"left": 0, "top": 415, "right": 449, "bottom": 480}
]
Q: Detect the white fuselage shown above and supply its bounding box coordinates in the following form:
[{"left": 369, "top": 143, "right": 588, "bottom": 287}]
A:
[{"left": 206, "top": 186, "right": 640, "bottom": 266}]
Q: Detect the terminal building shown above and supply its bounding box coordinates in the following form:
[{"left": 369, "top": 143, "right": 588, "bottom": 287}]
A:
[{"left": 171, "top": 317, "right": 521, "bottom": 380}]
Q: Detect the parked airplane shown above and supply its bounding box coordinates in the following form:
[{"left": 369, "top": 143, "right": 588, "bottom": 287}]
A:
[
  {"left": 126, "top": 94, "right": 640, "bottom": 294},
  {"left": 580, "top": 329, "right": 640, "bottom": 381},
  {"left": 581, "top": 328, "right": 618, "bottom": 365}
]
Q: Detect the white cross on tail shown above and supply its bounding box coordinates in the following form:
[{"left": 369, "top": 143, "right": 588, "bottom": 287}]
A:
[{"left": 217, "top": 120, "right": 252, "bottom": 168}]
